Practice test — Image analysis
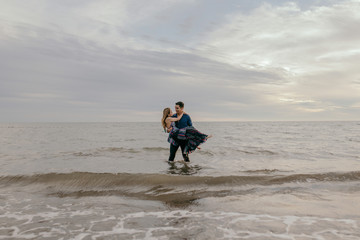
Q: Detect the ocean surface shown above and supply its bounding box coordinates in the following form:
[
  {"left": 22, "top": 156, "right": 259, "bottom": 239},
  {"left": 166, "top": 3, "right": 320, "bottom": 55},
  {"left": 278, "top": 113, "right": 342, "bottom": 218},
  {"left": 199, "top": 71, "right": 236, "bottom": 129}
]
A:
[{"left": 0, "top": 121, "right": 360, "bottom": 239}]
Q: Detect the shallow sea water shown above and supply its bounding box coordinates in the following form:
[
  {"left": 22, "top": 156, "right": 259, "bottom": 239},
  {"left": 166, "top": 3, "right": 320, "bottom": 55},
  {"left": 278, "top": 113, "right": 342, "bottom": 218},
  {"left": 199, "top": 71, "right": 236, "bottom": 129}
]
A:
[{"left": 0, "top": 122, "right": 360, "bottom": 239}]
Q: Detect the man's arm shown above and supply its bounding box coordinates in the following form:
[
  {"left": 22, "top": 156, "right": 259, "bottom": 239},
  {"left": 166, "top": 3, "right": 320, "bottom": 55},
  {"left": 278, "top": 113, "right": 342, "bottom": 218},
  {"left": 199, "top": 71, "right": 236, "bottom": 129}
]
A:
[{"left": 187, "top": 114, "right": 193, "bottom": 126}]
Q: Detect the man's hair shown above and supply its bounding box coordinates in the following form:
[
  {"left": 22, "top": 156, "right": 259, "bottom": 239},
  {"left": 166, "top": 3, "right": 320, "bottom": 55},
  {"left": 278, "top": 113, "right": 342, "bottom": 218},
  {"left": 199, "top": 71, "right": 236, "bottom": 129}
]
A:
[{"left": 175, "top": 101, "right": 184, "bottom": 108}]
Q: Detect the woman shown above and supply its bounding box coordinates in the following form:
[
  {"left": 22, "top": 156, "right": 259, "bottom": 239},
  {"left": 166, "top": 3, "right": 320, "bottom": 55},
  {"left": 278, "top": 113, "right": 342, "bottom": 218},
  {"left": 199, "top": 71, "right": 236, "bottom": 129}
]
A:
[
  {"left": 161, "top": 107, "right": 182, "bottom": 133},
  {"left": 161, "top": 107, "right": 211, "bottom": 155}
]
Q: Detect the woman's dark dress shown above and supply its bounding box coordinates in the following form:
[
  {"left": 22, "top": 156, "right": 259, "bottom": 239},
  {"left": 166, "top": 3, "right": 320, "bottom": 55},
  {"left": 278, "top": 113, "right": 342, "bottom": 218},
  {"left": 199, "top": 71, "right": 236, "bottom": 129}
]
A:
[{"left": 167, "top": 122, "right": 208, "bottom": 155}]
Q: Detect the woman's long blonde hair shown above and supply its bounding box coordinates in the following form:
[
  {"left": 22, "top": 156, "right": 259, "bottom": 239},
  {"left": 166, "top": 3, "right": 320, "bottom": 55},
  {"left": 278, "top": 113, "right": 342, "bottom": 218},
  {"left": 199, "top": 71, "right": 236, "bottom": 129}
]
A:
[{"left": 161, "top": 108, "right": 171, "bottom": 130}]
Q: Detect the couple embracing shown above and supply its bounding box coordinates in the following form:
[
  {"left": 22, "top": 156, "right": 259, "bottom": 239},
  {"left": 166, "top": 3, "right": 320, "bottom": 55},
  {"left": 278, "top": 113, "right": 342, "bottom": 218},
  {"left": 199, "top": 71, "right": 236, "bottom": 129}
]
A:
[{"left": 161, "top": 101, "right": 212, "bottom": 163}]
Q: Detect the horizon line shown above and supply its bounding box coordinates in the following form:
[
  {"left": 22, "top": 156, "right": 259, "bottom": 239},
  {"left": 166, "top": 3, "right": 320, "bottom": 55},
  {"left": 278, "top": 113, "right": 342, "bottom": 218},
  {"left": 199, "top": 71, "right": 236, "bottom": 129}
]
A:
[{"left": 0, "top": 120, "right": 359, "bottom": 124}]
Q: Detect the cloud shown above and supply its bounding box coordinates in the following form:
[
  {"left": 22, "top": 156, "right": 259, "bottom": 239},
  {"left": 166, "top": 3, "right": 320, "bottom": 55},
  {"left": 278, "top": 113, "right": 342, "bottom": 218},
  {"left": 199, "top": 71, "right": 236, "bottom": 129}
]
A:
[
  {"left": 0, "top": 0, "right": 359, "bottom": 121},
  {"left": 201, "top": 1, "right": 360, "bottom": 69},
  {"left": 0, "top": 25, "right": 283, "bottom": 121},
  {"left": 197, "top": 1, "right": 360, "bottom": 118}
]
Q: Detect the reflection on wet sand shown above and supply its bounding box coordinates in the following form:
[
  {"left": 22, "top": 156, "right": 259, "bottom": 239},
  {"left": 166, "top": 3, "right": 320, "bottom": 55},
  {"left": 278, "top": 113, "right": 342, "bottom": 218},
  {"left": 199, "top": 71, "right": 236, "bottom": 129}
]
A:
[{"left": 166, "top": 161, "right": 202, "bottom": 175}]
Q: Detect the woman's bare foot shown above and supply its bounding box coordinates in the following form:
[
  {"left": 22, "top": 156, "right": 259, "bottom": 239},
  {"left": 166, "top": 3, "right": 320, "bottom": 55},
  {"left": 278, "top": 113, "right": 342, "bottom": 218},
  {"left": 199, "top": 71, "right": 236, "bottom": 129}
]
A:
[
  {"left": 197, "top": 147, "right": 201, "bottom": 150},
  {"left": 206, "top": 134, "right": 213, "bottom": 139}
]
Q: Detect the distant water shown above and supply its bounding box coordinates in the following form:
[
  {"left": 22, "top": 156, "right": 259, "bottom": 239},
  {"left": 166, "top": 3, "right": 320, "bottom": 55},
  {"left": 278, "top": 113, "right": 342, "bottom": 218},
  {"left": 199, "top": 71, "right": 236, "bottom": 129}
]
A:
[{"left": 1, "top": 122, "right": 360, "bottom": 239}]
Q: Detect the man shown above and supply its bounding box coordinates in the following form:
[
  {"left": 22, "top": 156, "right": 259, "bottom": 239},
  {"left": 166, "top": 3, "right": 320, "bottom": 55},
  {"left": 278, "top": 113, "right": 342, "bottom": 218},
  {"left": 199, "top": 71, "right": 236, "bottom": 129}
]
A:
[{"left": 168, "top": 101, "right": 192, "bottom": 163}]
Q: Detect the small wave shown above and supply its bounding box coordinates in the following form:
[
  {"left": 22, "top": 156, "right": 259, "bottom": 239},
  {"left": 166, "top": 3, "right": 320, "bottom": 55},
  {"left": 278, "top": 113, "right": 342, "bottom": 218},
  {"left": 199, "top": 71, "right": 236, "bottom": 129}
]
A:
[
  {"left": 257, "top": 150, "right": 277, "bottom": 155},
  {"left": 238, "top": 149, "right": 278, "bottom": 155},
  {"left": 1, "top": 171, "right": 360, "bottom": 205},
  {"left": 197, "top": 150, "right": 214, "bottom": 156},
  {"left": 268, "top": 172, "right": 360, "bottom": 184},
  {"left": 98, "top": 147, "right": 139, "bottom": 153},
  {"left": 1, "top": 171, "right": 360, "bottom": 189},
  {"left": 124, "top": 138, "right": 136, "bottom": 142},
  {"left": 71, "top": 147, "right": 140, "bottom": 156},
  {"left": 71, "top": 147, "right": 170, "bottom": 157},
  {"left": 142, "top": 147, "right": 169, "bottom": 152},
  {"left": 218, "top": 147, "right": 278, "bottom": 156},
  {"left": 238, "top": 150, "right": 255, "bottom": 154},
  {"left": 73, "top": 152, "right": 93, "bottom": 157},
  {"left": 242, "top": 169, "right": 288, "bottom": 174}
]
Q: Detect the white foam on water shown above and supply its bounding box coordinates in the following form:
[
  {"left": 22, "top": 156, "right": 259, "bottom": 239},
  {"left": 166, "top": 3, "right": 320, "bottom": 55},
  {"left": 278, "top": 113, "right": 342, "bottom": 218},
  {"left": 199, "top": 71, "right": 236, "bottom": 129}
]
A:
[
  {"left": 71, "top": 233, "right": 85, "bottom": 240},
  {"left": 46, "top": 204, "right": 59, "bottom": 211},
  {"left": 1, "top": 205, "right": 359, "bottom": 239},
  {"left": 1, "top": 191, "right": 359, "bottom": 239},
  {"left": 113, "top": 210, "right": 360, "bottom": 240}
]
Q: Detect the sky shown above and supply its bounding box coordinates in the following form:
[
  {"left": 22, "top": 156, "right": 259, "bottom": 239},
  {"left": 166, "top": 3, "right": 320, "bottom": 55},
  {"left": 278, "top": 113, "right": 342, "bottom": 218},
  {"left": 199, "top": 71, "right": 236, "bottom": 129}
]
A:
[{"left": 1, "top": 0, "right": 360, "bottom": 122}]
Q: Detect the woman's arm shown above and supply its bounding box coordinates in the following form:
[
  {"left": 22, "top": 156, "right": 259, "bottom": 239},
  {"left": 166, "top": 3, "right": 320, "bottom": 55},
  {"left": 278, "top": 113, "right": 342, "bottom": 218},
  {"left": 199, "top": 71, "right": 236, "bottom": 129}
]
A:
[
  {"left": 165, "top": 113, "right": 184, "bottom": 132},
  {"left": 167, "top": 112, "right": 184, "bottom": 122}
]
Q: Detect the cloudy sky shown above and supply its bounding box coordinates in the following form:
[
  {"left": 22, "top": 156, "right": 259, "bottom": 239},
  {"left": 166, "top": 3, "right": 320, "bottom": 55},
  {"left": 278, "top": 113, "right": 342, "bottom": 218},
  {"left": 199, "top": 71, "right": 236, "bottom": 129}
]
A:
[{"left": 1, "top": 0, "right": 360, "bottom": 122}]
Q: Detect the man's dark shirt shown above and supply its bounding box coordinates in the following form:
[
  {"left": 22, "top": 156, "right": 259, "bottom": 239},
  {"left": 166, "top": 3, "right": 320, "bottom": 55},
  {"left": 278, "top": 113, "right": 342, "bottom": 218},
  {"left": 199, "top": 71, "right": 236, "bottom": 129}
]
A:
[{"left": 172, "top": 113, "right": 192, "bottom": 129}]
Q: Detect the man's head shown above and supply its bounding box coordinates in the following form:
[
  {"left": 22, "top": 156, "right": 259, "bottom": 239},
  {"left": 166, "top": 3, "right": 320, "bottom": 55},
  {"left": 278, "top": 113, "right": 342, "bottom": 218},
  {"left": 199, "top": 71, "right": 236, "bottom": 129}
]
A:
[{"left": 175, "top": 101, "right": 184, "bottom": 115}]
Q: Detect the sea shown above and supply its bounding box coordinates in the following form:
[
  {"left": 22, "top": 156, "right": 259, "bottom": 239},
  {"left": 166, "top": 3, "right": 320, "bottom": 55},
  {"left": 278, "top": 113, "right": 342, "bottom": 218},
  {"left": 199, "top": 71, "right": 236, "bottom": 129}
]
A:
[{"left": 0, "top": 121, "right": 360, "bottom": 239}]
